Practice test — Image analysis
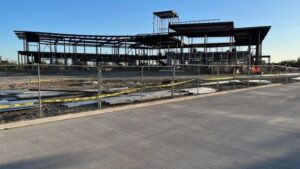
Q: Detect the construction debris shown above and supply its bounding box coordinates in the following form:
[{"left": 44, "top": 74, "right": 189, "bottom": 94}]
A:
[
  {"left": 16, "top": 91, "right": 69, "bottom": 99},
  {"left": 247, "top": 80, "right": 271, "bottom": 84},
  {"left": 0, "top": 99, "right": 39, "bottom": 112},
  {"left": 181, "top": 87, "right": 216, "bottom": 95},
  {"left": 292, "top": 77, "right": 300, "bottom": 81},
  {"left": 103, "top": 87, "right": 216, "bottom": 105},
  {"left": 0, "top": 89, "right": 29, "bottom": 96},
  {"left": 201, "top": 80, "right": 241, "bottom": 86},
  {"left": 62, "top": 100, "right": 98, "bottom": 108}
]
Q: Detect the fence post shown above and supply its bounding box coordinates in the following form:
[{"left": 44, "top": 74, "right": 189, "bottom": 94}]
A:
[
  {"left": 37, "top": 64, "right": 43, "bottom": 118},
  {"left": 233, "top": 65, "right": 236, "bottom": 89},
  {"left": 172, "top": 64, "right": 176, "bottom": 98},
  {"left": 217, "top": 64, "right": 220, "bottom": 92},
  {"left": 197, "top": 65, "right": 200, "bottom": 95},
  {"left": 259, "top": 65, "right": 262, "bottom": 86},
  {"left": 269, "top": 64, "right": 273, "bottom": 84},
  {"left": 285, "top": 65, "right": 288, "bottom": 84},
  {"left": 140, "top": 66, "right": 144, "bottom": 103},
  {"left": 270, "top": 64, "right": 273, "bottom": 75},
  {"left": 97, "top": 66, "right": 102, "bottom": 109},
  {"left": 247, "top": 65, "right": 250, "bottom": 88}
]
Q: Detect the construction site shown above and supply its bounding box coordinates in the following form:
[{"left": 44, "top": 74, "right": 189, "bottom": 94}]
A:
[
  {"left": 0, "top": 10, "right": 300, "bottom": 122},
  {"left": 1, "top": 7, "right": 300, "bottom": 169},
  {"left": 16, "top": 10, "right": 271, "bottom": 67}
]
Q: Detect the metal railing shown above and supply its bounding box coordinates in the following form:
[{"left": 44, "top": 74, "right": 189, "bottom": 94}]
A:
[{"left": 170, "top": 19, "right": 221, "bottom": 25}]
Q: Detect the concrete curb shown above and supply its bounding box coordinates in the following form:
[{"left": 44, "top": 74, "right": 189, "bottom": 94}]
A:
[{"left": 0, "top": 84, "right": 282, "bottom": 131}]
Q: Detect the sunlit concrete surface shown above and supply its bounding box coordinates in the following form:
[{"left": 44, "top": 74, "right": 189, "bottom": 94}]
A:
[{"left": 1, "top": 83, "right": 300, "bottom": 169}]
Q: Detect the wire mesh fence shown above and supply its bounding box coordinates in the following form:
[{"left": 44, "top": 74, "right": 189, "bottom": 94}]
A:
[
  {"left": 0, "top": 64, "right": 299, "bottom": 123},
  {"left": 0, "top": 65, "right": 39, "bottom": 122},
  {"left": 39, "top": 65, "right": 99, "bottom": 118}
]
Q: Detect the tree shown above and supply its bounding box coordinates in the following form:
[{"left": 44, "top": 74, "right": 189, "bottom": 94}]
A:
[
  {"left": 0, "top": 56, "right": 16, "bottom": 65},
  {"left": 275, "top": 57, "right": 300, "bottom": 67}
]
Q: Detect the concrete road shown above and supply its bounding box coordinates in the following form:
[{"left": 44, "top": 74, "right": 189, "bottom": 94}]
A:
[{"left": 1, "top": 83, "right": 300, "bottom": 169}]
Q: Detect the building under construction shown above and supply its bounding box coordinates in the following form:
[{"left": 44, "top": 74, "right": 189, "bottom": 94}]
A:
[{"left": 15, "top": 10, "right": 271, "bottom": 66}]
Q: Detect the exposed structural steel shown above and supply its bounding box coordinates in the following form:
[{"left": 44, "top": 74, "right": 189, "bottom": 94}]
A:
[
  {"left": 153, "top": 10, "right": 179, "bottom": 33},
  {"left": 15, "top": 10, "right": 271, "bottom": 66}
]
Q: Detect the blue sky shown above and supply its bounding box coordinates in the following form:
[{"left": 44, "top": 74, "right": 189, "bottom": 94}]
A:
[{"left": 0, "top": 0, "right": 299, "bottom": 62}]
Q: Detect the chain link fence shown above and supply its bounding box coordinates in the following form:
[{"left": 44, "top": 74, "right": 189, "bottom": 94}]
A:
[{"left": 0, "top": 64, "right": 299, "bottom": 123}]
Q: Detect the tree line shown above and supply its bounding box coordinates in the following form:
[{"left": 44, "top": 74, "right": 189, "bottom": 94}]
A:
[
  {"left": 0, "top": 56, "right": 16, "bottom": 65},
  {"left": 274, "top": 57, "right": 300, "bottom": 67}
]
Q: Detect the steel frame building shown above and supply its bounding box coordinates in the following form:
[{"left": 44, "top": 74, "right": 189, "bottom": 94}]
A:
[{"left": 15, "top": 10, "right": 271, "bottom": 66}]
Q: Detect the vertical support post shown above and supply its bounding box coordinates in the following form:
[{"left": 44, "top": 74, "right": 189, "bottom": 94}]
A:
[
  {"left": 267, "top": 65, "right": 271, "bottom": 84},
  {"left": 235, "top": 45, "right": 238, "bottom": 65},
  {"left": 153, "top": 14, "right": 155, "bottom": 33},
  {"left": 64, "top": 40, "right": 67, "bottom": 65},
  {"left": 180, "top": 36, "right": 184, "bottom": 64},
  {"left": 50, "top": 34, "right": 53, "bottom": 65},
  {"left": 204, "top": 35, "right": 207, "bottom": 65},
  {"left": 84, "top": 39, "right": 86, "bottom": 54},
  {"left": 259, "top": 65, "right": 262, "bottom": 86},
  {"left": 233, "top": 66, "right": 236, "bottom": 89},
  {"left": 140, "top": 66, "right": 144, "bottom": 102},
  {"left": 172, "top": 65, "right": 176, "bottom": 98},
  {"left": 38, "top": 41, "right": 41, "bottom": 64},
  {"left": 27, "top": 54, "right": 30, "bottom": 64},
  {"left": 20, "top": 54, "right": 23, "bottom": 65},
  {"left": 97, "top": 66, "right": 102, "bottom": 109},
  {"left": 100, "top": 46, "right": 103, "bottom": 66},
  {"left": 270, "top": 64, "right": 274, "bottom": 83},
  {"left": 285, "top": 65, "right": 288, "bottom": 84},
  {"left": 96, "top": 44, "right": 98, "bottom": 67},
  {"left": 217, "top": 64, "right": 220, "bottom": 91},
  {"left": 37, "top": 64, "right": 42, "bottom": 118},
  {"left": 54, "top": 43, "right": 58, "bottom": 64},
  {"left": 18, "top": 53, "right": 20, "bottom": 66},
  {"left": 247, "top": 33, "right": 252, "bottom": 88},
  {"left": 197, "top": 65, "right": 200, "bottom": 95},
  {"left": 271, "top": 64, "right": 273, "bottom": 74},
  {"left": 17, "top": 53, "right": 20, "bottom": 70},
  {"left": 256, "top": 31, "right": 261, "bottom": 65},
  {"left": 247, "top": 65, "right": 250, "bottom": 88},
  {"left": 23, "top": 39, "right": 26, "bottom": 52}
]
